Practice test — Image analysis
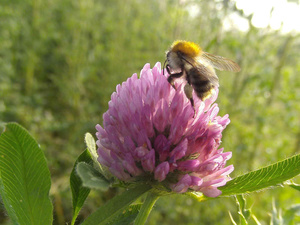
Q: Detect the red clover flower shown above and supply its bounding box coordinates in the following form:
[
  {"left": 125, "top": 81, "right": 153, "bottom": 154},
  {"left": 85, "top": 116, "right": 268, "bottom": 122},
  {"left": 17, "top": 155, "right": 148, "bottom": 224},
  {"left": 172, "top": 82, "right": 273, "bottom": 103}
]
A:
[{"left": 95, "top": 63, "right": 233, "bottom": 197}]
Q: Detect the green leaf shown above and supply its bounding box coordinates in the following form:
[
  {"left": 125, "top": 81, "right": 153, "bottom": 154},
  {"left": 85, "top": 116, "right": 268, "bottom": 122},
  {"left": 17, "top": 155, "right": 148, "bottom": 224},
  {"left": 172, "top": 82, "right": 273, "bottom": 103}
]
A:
[
  {"left": 82, "top": 184, "right": 151, "bottom": 225},
  {"left": 85, "top": 133, "right": 97, "bottom": 163},
  {"left": 235, "top": 195, "right": 249, "bottom": 225},
  {"left": 238, "top": 212, "right": 248, "bottom": 225},
  {"left": 76, "top": 162, "right": 110, "bottom": 190},
  {"left": 229, "top": 195, "right": 261, "bottom": 225},
  {"left": 70, "top": 149, "right": 93, "bottom": 225},
  {"left": 84, "top": 133, "right": 106, "bottom": 177},
  {"left": 288, "top": 183, "right": 300, "bottom": 192},
  {"left": 219, "top": 153, "right": 300, "bottom": 196},
  {"left": 106, "top": 204, "right": 142, "bottom": 225},
  {"left": 0, "top": 123, "right": 53, "bottom": 225}
]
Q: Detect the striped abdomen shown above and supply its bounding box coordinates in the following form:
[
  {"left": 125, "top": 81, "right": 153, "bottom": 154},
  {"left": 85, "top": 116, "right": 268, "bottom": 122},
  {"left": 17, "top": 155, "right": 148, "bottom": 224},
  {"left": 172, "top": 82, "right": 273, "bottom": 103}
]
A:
[{"left": 187, "top": 67, "right": 217, "bottom": 100}]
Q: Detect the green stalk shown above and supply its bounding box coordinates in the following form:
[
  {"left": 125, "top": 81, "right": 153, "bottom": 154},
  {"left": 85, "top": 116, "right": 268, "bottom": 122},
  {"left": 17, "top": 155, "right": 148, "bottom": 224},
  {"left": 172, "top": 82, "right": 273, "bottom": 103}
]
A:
[{"left": 134, "top": 192, "right": 159, "bottom": 225}]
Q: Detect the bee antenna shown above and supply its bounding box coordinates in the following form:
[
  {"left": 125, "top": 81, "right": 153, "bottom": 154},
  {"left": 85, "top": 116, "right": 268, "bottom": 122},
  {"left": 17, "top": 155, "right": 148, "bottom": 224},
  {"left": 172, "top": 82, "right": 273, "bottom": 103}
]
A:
[{"left": 163, "top": 59, "right": 167, "bottom": 76}]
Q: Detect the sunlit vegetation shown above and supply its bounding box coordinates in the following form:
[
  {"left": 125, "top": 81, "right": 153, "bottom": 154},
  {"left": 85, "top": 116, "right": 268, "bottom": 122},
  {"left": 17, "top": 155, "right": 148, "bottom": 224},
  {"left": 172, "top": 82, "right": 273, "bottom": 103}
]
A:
[{"left": 1, "top": 0, "right": 300, "bottom": 224}]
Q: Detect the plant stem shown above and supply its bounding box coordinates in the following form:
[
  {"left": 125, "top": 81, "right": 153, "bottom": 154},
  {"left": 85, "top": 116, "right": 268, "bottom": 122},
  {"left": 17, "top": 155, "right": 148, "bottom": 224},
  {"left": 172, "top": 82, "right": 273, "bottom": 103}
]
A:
[{"left": 134, "top": 192, "right": 159, "bottom": 225}]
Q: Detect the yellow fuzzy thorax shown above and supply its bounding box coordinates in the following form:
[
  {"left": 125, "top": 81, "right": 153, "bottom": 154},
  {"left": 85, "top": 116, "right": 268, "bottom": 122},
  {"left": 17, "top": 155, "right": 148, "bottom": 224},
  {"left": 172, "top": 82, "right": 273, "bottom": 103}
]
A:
[{"left": 171, "top": 40, "right": 202, "bottom": 57}]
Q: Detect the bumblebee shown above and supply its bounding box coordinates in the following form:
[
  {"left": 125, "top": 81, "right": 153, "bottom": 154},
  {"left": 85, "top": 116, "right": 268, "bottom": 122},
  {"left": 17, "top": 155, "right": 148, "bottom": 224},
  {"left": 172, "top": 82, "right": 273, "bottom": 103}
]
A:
[{"left": 164, "top": 40, "right": 240, "bottom": 112}]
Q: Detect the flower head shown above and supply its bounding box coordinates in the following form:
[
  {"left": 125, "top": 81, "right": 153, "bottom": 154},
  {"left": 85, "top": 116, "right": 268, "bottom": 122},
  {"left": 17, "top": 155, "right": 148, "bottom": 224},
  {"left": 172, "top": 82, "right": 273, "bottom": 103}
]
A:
[{"left": 95, "top": 63, "right": 233, "bottom": 197}]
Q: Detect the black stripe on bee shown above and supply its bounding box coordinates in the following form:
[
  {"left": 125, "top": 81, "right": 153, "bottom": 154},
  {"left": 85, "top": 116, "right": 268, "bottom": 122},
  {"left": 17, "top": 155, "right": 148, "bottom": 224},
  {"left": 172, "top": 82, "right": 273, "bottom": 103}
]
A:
[{"left": 188, "top": 68, "right": 214, "bottom": 100}]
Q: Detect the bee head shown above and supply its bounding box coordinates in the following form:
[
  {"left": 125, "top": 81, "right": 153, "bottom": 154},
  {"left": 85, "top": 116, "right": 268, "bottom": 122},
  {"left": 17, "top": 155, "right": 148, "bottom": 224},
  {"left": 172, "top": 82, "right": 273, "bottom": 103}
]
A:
[{"left": 166, "top": 51, "right": 183, "bottom": 70}]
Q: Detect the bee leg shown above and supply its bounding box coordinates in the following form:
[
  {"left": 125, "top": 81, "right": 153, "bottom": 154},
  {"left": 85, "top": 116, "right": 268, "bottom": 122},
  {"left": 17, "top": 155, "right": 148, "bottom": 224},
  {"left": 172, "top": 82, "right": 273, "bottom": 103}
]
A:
[
  {"left": 190, "top": 98, "right": 196, "bottom": 118},
  {"left": 167, "top": 69, "right": 183, "bottom": 90},
  {"left": 166, "top": 64, "right": 171, "bottom": 75},
  {"left": 184, "top": 83, "right": 196, "bottom": 117}
]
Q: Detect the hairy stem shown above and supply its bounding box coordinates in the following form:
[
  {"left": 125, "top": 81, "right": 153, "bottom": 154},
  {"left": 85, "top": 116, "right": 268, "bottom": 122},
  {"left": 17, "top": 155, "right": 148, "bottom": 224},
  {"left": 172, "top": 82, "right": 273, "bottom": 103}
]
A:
[{"left": 134, "top": 192, "right": 159, "bottom": 225}]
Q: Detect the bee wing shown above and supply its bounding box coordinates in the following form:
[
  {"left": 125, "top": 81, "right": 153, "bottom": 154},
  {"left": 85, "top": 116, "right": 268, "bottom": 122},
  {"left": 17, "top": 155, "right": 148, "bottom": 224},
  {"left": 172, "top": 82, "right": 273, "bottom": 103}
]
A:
[
  {"left": 180, "top": 54, "right": 219, "bottom": 87},
  {"left": 196, "top": 63, "right": 219, "bottom": 87},
  {"left": 201, "top": 52, "right": 241, "bottom": 72}
]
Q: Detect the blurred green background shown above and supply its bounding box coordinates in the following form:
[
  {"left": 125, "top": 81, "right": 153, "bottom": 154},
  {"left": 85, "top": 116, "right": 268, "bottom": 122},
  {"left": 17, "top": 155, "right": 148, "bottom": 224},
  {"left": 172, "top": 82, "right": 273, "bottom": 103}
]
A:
[{"left": 1, "top": 0, "right": 300, "bottom": 224}]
